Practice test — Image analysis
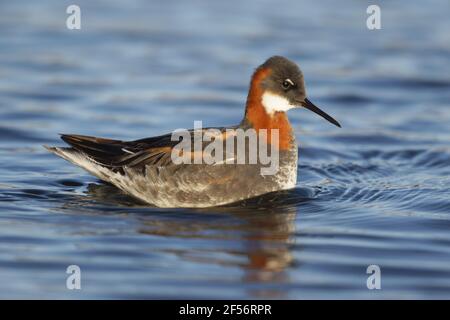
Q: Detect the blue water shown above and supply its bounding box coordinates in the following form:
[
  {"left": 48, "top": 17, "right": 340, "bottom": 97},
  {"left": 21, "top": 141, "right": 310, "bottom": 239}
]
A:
[{"left": 1, "top": 0, "right": 450, "bottom": 299}]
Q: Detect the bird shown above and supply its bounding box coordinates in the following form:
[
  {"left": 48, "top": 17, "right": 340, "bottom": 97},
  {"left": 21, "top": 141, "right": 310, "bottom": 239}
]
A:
[{"left": 45, "top": 56, "right": 341, "bottom": 208}]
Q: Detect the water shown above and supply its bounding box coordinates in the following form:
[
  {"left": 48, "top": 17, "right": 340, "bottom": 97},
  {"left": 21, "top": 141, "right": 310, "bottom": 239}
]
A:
[{"left": 1, "top": 0, "right": 450, "bottom": 299}]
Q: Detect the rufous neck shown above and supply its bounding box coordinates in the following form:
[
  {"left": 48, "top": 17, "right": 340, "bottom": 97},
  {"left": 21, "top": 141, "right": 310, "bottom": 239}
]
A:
[{"left": 243, "top": 68, "right": 294, "bottom": 150}]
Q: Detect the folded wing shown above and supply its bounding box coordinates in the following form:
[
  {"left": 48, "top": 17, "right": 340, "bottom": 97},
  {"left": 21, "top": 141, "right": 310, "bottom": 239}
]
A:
[{"left": 59, "top": 134, "right": 176, "bottom": 170}]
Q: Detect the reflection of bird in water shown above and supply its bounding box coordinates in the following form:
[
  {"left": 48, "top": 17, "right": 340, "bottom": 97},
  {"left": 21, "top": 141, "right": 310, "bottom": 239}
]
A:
[
  {"left": 223, "top": 197, "right": 299, "bottom": 299},
  {"left": 82, "top": 182, "right": 313, "bottom": 299}
]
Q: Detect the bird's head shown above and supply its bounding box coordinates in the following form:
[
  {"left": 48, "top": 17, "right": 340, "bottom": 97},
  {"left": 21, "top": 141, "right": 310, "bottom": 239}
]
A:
[{"left": 247, "top": 56, "right": 341, "bottom": 128}]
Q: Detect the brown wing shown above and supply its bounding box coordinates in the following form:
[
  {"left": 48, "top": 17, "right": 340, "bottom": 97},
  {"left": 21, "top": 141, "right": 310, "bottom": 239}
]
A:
[
  {"left": 60, "top": 134, "right": 176, "bottom": 171},
  {"left": 60, "top": 126, "right": 233, "bottom": 172}
]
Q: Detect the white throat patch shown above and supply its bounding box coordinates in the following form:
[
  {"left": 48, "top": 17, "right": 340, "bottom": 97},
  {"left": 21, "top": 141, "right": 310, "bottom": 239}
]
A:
[{"left": 262, "top": 91, "right": 294, "bottom": 115}]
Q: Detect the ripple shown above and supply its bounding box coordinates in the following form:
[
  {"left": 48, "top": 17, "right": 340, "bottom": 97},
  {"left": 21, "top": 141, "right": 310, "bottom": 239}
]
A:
[
  {"left": 326, "top": 131, "right": 441, "bottom": 147},
  {"left": 57, "top": 179, "right": 84, "bottom": 187},
  {"left": 4, "top": 89, "right": 79, "bottom": 101},
  {"left": 307, "top": 161, "right": 394, "bottom": 184},
  {"left": 0, "top": 127, "right": 51, "bottom": 143},
  {"left": 323, "top": 93, "right": 374, "bottom": 105},
  {"left": 357, "top": 148, "right": 450, "bottom": 170},
  {"left": 358, "top": 77, "right": 450, "bottom": 90},
  {"left": 412, "top": 148, "right": 450, "bottom": 169}
]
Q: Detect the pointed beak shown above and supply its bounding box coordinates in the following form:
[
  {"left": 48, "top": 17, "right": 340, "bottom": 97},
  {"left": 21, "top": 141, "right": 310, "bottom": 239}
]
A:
[{"left": 301, "top": 98, "right": 341, "bottom": 128}]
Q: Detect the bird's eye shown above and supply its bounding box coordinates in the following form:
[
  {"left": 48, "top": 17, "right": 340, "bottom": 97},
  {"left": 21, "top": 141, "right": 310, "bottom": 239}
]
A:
[{"left": 282, "top": 79, "right": 294, "bottom": 90}]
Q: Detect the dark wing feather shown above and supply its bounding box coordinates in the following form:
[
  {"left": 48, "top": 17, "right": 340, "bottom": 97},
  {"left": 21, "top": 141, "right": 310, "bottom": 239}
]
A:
[
  {"left": 60, "top": 126, "right": 231, "bottom": 171},
  {"left": 60, "top": 134, "right": 124, "bottom": 162},
  {"left": 60, "top": 134, "right": 176, "bottom": 170}
]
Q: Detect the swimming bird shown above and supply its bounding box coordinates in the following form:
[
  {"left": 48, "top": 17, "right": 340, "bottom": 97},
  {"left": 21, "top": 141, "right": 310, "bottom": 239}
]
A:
[{"left": 45, "top": 56, "right": 340, "bottom": 208}]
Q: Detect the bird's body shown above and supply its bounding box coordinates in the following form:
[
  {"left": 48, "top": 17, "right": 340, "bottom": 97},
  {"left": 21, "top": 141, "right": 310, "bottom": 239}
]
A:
[{"left": 46, "top": 56, "right": 340, "bottom": 208}]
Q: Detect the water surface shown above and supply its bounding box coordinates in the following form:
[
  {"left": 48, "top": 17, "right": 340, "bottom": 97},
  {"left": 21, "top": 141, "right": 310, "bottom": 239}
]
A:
[{"left": 1, "top": 0, "right": 450, "bottom": 299}]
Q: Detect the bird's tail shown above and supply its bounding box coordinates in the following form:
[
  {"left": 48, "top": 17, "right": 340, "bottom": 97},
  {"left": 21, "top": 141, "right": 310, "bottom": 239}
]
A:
[
  {"left": 44, "top": 145, "right": 79, "bottom": 163},
  {"left": 43, "top": 145, "right": 109, "bottom": 181}
]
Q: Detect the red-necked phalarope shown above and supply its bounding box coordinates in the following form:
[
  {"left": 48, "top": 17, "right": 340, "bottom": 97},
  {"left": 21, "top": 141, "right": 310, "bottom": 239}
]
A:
[{"left": 45, "top": 56, "right": 341, "bottom": 208}]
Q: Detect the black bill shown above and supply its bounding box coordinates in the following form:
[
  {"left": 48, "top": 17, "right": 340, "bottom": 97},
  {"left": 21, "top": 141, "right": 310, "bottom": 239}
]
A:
[{"left": 302, "top": 98, "right": 341, "bottom": 128}]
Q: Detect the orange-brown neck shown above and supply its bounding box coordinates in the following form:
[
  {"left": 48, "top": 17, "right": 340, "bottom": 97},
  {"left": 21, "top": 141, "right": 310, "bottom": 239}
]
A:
[{"left": 244, "top": 68, "right": 295, "bottom": 151}]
